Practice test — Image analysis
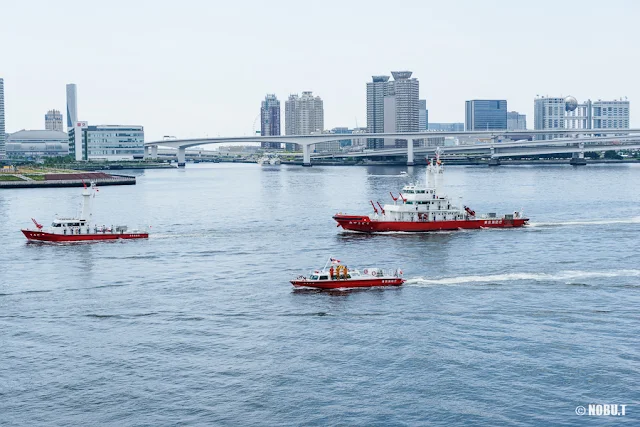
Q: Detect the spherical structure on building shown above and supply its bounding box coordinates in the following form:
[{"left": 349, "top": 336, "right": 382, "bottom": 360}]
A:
[{"left": 565, "top": 96, "right": 578, "bottom": 112}]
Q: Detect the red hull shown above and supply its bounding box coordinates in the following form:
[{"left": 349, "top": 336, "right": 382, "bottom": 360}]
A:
[
  {"left": 334, "top": 214, "right": 528, "bottom": 233},
  {"left": 291, "top": 278, "right": 405, "bottom": 289},
  {"left": 22, "top": 230, "right": 148, "bottom": 242}
]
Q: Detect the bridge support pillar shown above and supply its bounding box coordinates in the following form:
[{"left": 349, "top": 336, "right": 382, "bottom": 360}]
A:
[
  {"left": 570, "top": 144, "right": 586, "bottom": 165},
  {"left": 302, "top": 144, "right": 312, "bottom": 167},
  {"left": 144, "top": 146, "right": 149, "bottom": 159},
  {"left": 177, "top": 147, "right": 186, "bottom": 167},
  {"left": 407, "top": 139, "right": 415, "bottom": 166},
  {"left": 151, "top": 145, "right": 158, "bottom": 159},
  {"left": 570, "top": 155, "right": 587, "bottom": 166},
  {"left": 488, "top": 158, "right": 501, "bottom": 167}
]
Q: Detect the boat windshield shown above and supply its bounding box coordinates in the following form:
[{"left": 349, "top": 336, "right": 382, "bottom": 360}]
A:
[{"left": 310, "top": 275, "right": 319, "bottom": 280}]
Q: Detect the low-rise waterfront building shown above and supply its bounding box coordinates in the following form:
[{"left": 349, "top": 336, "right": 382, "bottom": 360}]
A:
[
  {"left": 6, "top": 129, "right": 69, "bottom": 159},
  {"left": 69, "top": 124, "right": 144, "bottom": 161}
]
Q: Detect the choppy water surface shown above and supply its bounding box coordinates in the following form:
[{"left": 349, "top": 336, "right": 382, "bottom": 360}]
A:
[{"left": 1, "top": 163, "right": 639, "bottom": 426}]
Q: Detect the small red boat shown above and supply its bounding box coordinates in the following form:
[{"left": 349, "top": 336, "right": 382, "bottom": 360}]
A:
[
  {"left": 291, "top": 257, "right": 405, "bottom": 289},
  {"left": 21, "top": 182, "right": 149, "bottom": 242}
]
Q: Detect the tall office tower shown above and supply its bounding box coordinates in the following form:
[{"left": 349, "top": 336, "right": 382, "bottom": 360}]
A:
[
  {"left": 507, "top": 111, "right": 527, "bottom": 131},
  {"left": 366, "top": 75, "right": 390, "bottom": 149},
  {"left": 260, "top": 94, "right": 281, "bottom": 149},
  {"left": 45, "top": 109, "right": 64, "bottom": 132},
  {"left": 66, "top": 84, "right": 78, "bottom": 130},
  {"left": 592, "top": 99, "right": 630, "bottom": 129},
  {"left": 284, "top": 91, "right": 324, "bottom": 150},
  {"left": 388, "top": 71, "right": 420, "bottom": 148},
  {"left": 0, "top": 78, "right": 5, "bottom": 159},
  {"left": 465, "top": 100, "right": 507, "bottom": 131},
  {"left": 419, "top": 99, "right": 428, "bottom": 130}
]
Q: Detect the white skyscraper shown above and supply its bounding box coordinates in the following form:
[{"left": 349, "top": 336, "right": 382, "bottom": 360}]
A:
[
  {"left": 45, "top": 109, "right": 64, "bottom": 132},
  {"left": 0, "top": 78, "right": 5, "bottom": 159},
  {"left": 66, "top": 84, "right": 78, "bottom": 130}
]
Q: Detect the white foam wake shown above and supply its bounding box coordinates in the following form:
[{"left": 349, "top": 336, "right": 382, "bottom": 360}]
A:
[
  {"left": 528, "top": 217, "right": 640, "bottom": 228},
  {"left": 406, "top": 269, "right": 640, "bottom": 286}
]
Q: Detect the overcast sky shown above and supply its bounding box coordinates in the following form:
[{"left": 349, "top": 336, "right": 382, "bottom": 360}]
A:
[{"left": 1, "top": 0, "right": 638, "bottom": 141}]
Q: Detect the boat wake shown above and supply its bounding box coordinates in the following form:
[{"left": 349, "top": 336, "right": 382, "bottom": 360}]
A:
[
  {"left": 528, "top": 216, "right": 640, "bottom": 228},
  {"left": 406, "top": 269, "right": 640, "bottom": 286}
]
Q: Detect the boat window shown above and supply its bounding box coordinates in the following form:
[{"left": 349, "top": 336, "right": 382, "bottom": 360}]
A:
[
  {"left": 416, "top": 190, "right": 425, "bottom": 193},
  {"left": 319, "top": 275, "right": 328, "bottom": 280},
  {"left": 406, "top": 201, "right": 413, "bottom": 204},
  {"left": 310, "top": 275, "right": 319, "bottom": 280},
  {"left": 404, "top": 190, "right": 415, "bottom": 194}
]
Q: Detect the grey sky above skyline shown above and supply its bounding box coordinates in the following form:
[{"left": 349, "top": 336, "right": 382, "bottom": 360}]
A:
[{"left": 2, "top": 0, "right": 638, "bottom": 141}]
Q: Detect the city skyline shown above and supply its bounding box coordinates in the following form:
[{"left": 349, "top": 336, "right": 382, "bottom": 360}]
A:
[{"left": 1, "top": 0, "right": 639, "bottom": 141}]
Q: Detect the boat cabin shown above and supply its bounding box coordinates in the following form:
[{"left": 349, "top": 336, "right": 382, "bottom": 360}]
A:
[{"left": 379, "top": 183, "right": 468, "bottom": 222}]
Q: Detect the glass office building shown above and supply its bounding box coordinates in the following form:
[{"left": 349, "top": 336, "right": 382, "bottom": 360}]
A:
[
  {"left": 70, "top": 125, "right": 144, "bottom": 161},
  {"left": 465, "top": 100, "right": 507, "bottom": 131}
]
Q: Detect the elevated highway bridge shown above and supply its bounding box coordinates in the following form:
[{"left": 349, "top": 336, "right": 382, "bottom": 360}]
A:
[{"left": 145, "top": 129, "right": 640, "bottom": 166}]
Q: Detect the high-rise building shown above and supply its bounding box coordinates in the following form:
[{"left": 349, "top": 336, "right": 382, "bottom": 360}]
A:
[
  {"left": 69, "top": 123, "right": 144, "bottom": 161},
  {"left": 592, "top": 100, "right": 630, "bottom": 129},
  {"left": 391, "top": 72, "right": 420, "bottom": 133},
  {"left": 534, "top": 96, "right": 629, "bottom": 139},
  {"left": 534, "top": 97, "right": 566, "bottom": 139},
  {"left": 465, "top": 100, "right": 507, "bottom": 131},
  {"left": 507, "top": 111, "right": 527, "bottom": 131},
  {"left": 367, "top": 71, "right": 420, "bottom": 148},
  {"left": 366, "top": 75, "right": 390, "bottom": 148},
  {"left": 284, "top": 91, "right": 324, "bottom": 151},
  {"left": 66, "top": 84, "right": 78, "bottom": 130},
  {"left": 419, "top": 99, "right": 428, "bottom": 130},
  {"left": 260, "top": 94, "right": 281, "bottom": 149},
  {"left": 45, "top": 109, "right": 64, "bottom": 132},
  {"left": 0, "top": 78, "right": 5, "bottom": 159}
]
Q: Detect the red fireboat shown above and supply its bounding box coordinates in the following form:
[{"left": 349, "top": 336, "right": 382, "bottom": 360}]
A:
[
  {"left": 334, "top": 156, "right": 528, "bottom": 233},
  {"left": 291, "top": 257, "right": 405, "bottom": 289},
  {"left": 21, "top": 182, "right": 149, "bottom": 242}
]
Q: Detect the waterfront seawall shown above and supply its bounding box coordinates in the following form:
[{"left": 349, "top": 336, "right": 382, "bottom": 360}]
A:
[{"left": 0, "top": 174, "right": 136, "bottom": 189}]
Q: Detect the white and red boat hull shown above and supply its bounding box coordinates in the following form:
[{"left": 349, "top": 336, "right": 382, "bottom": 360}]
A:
[
  {"left": 333, "top": 214, "right": 529, "bottom": 233},
  {"left": 22, "top": 230, "right": 148, "bottom": 242},
  {"left": 291, "top": 277, "right": 405, "bottom": 289}
]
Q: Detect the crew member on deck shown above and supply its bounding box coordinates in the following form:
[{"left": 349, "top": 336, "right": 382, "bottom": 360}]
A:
[{"left": 329, "top": 266, "right": 334, "bottom": 280}]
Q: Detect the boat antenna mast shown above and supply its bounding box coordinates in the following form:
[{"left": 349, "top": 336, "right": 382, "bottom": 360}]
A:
[{"left": 79, "top": 181, "right": 96, "bottom": 222}]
